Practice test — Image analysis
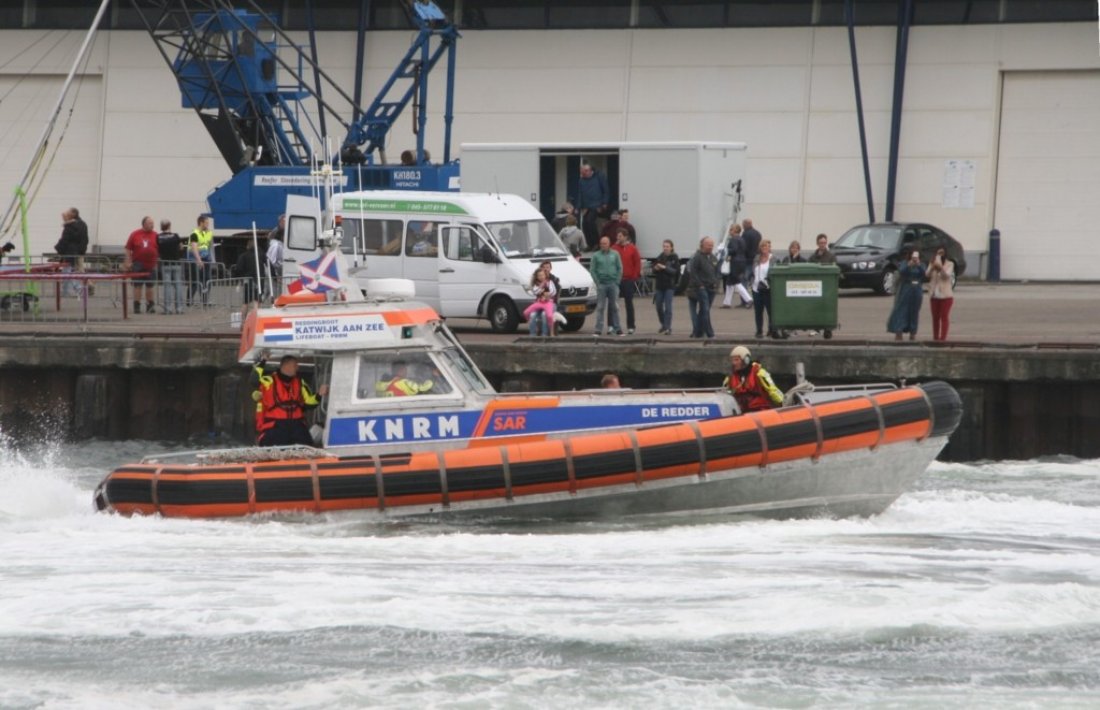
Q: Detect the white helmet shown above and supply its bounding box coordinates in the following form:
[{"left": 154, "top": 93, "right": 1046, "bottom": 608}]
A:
[{"left": 730, "top": 345, "right": 751, "bottom": 362}]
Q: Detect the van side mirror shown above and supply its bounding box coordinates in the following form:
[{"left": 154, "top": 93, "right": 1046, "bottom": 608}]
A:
[{"left": 481, "top": 246, "right": 500, "bottom": 264}]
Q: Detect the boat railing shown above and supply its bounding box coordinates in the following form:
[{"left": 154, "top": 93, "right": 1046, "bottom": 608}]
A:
[
  {"left": 141, "top": 445, "right": 327, "bottom": 465},
  {"left": 494, "top": 386, "right": 727, "bottom": 399}
]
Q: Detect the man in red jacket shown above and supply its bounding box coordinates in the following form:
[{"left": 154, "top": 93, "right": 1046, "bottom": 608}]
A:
[
  {"left": 124, "top": 216, "right": 160, "bottom": 314},
  {"left": 611, "top": 228, "right": 642, "bottom": 335}
]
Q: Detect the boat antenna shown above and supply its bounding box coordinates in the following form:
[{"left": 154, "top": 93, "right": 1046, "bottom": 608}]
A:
[{"left": 251, "top": 220, "right": 263, "bottom": 304}]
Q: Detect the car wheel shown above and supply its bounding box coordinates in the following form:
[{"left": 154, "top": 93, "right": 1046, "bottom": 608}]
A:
[
  {"left": 488, "top": 296, "right": 519, "bottom": 333},
  {"left": 876, "top": 268, "right": 898, "bottom": 296},
  {"left": 562, "top": 315, "right": 586, "bottom": 332}
]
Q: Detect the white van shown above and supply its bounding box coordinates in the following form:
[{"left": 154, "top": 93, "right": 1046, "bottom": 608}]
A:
[{"left": 283, "top": 190, "right": 596, "bottom": 333}]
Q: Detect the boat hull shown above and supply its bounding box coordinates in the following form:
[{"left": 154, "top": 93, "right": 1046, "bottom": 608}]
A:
[{"left": 94, "top": 381, "right": 962, "bottom": 521}]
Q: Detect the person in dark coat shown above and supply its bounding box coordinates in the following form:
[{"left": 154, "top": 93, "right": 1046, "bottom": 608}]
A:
[
  {"left": 686, "top": 236, "right": 719, "bottom": 339},
  {"left": 576, "top": 161, "right": 609, "bottom": 251},
  {"left": 651, "top": 239, "right": 680, "bottom": 335},
  {"left": 887, "top": 251, "right": 925, "bottom": 341},
  {"left": 55, "top": 207, "right": 88, "bottom": 296},
  {"left": 721, "top": 223, "right": 752, "bottom": 308},
  {"left": 233, "top": 239, "right": 262, "bottom": 306}
]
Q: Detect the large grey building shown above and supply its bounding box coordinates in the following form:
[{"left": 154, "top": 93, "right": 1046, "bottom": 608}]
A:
[{"left": 1, "top": 1, "right": 1097, "bottom": 279}]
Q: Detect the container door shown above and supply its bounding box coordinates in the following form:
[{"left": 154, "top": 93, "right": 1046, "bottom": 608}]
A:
[{"left": 459, "top": 146, "right": 540, "bottom": 208}]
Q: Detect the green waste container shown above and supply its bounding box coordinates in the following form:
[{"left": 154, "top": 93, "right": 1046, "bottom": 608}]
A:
[{"left": 768, "top": 263, "right": 840, "bottom": 339}]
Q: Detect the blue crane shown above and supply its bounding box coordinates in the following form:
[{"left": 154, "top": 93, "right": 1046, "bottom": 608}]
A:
[{"left": 129, "top": 0, "right": 460, "bottom": 231}]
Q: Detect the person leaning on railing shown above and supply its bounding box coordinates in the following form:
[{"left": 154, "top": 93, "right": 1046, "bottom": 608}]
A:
[
  {"left": 156, "top": 220, "right": 185, "bottom": 314},
  {"left": 54, "top": 207, "right": 88, "bottom": 298},
  {"left": 187, "top": 214, "right": 214, "bottom": 306}
]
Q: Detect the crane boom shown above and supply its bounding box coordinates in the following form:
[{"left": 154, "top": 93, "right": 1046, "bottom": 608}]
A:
[{"left": 128, "top": 0, "right": 460, "bottom": 230}]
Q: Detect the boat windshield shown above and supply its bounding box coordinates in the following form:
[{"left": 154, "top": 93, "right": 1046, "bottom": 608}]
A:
[
  {"left": 487, "top": 219, "right": 567, "bottom": 259},
  {"left": 355, "top": 351, "right": 456, "bottom": 400},
  {"left": 439, "top": 347, "right": 494, "bottom": 394}
]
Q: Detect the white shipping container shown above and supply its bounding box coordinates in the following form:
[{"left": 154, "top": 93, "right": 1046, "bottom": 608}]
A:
[{"left": 459, "top": 141, "right": 747, "bottom": 256}]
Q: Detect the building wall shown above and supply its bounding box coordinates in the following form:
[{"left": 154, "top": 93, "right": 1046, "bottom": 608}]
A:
[{"left": 0, "top": 22, "right": 1096, "bottom": 277}]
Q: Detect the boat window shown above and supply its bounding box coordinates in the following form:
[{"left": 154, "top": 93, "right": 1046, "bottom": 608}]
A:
[
  {"left": 439, "top": 348, "right": 493, "bottom": 393},
  {"left": 405, "top": 221, "right": 440, "bottom": 257},
  {"left": 355, "top": 351, "right": 454, "bottom": 399},
  {"left": 286, "top": 214, "right": 317, "bottom": 250},
  {"left": 486, "top": 219, "right": 567, "bottom": 259}
]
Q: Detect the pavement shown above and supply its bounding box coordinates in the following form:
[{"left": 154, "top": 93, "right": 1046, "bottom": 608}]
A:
[{"left": 1, "top": 280, "right": 1098, "bottom": 348}]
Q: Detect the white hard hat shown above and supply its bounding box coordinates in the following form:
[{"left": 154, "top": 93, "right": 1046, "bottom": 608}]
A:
[{"left": 730, "top": 345, "right": 751, "bottom": 360}]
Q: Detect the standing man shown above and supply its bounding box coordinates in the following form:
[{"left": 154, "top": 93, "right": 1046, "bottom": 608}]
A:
[
  {"left": 576, "top": 161, "right": 609, "bottom": 251},
  {"left": 589, "top": 235, "right": 623, "bottom": 337},
  {"left": 741, "top": 218, "right": 762, "bottom": 289},
  {"left": 54, "top": 207, "right": 88, "bottom": 297},
  {"left": 722, "top": 345, "right": 784, "bottom": 412},
  {"left": 686, "top": 236, "right": 719, "bottom": 339},
  {"left": 612, "top": 228, "right": 642, "bottom": 334},
  {"left": 266, "top": 214, "right": 285, "bottom": 296},
  {"left": 252, "top": 354, "right": 328, "bottom": 447},
  {"left": 124, "top": 216, "right": 159, "bottom": 314},
  {"left": 808, "top": 233, "right": 836, "bottom": 264},
  {"left": 187, "top": 214, "right": 214, "bottom": 306},
  {"left": 615, "top": 208, "right": 637, "bottom": 242},
  {"left": 156, "top": 219, "right": 185, "bottom": 314}
]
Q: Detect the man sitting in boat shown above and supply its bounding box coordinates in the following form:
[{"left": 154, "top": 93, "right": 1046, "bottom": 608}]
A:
[
  {"left": 376, "top": 360, "right": 434, "bottom": 397},
  {"left": 252, "top": 355, "right": 329, "bottom": 447},
  {"left": 723, "top": 345, "right": 783, "bottom": 412}
]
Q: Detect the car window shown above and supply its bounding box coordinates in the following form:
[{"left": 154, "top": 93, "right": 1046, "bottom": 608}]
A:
[
  {"left": 917, "top": 227, "right": 938, "bottom": 251},
  {"left": 834, "top": 226, "right": 901, "bottom": 250}
]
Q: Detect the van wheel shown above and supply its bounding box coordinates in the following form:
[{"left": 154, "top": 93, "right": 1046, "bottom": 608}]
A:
[
  {"left": 562, "top": 315, "right": 586, "bottom": 332},
  {"left": 488, "top": 297, "right": 519, "bottom": 333}
]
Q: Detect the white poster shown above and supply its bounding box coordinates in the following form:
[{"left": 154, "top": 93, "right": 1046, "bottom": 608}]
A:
[{"left": 942, "top": 159, "right": 976, "bottom": 209}]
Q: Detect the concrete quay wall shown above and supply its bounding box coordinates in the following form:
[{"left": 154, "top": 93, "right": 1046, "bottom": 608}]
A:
[{"left": 1, "top": 336, "right": 1098, "bottom": 462}]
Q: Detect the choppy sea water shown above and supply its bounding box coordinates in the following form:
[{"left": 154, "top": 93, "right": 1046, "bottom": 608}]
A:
[{"left": 1, "top": 439, "right": 1098, "bottom": 709}]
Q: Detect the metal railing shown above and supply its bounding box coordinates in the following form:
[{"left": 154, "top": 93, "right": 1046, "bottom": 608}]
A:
[{"left": 0, "top": 258, "right": 258, "bottom": 331}]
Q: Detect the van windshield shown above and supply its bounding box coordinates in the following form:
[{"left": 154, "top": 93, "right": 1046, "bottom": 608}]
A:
[{"left": 487, "top": 220, "right": 567, "bottom": 259}]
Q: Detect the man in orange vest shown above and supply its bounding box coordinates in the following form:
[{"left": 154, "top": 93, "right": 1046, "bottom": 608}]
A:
[
  {"left": 252, "top": 355, "right": 329, "bottom": 447},
  {"left": 722, "top": 345, "right": 783, "bottom": 413}
]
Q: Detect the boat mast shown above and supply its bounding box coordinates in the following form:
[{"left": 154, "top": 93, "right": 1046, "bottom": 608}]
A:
[{"left": 0, "top": 0, "right": 112, "bottom": 239}]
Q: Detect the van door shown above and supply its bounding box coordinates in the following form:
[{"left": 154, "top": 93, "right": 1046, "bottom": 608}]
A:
[
  {"left": 401, "top": 219, "right": 443, "bottom": 307},
  {"left": 439, "top": 223, "right": 499, "bottom": 317}
]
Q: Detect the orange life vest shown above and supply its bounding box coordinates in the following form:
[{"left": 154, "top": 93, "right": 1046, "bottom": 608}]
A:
[
  {"left": 257, "top": 374, "right": 306, "bottom": 431},
  {"left": 728, "top": 362, "right": 774, "bottom": 413}
]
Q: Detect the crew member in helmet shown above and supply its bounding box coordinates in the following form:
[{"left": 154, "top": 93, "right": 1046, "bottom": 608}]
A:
[
  {"left": 722, "top": 345, "right": 783, "bottom": 412},
  {"left": 376, "top": 360, "right": 434, "bottom": 397},
  {"left": 252, "top": 354, "right": 328, "bottom": 446}
]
